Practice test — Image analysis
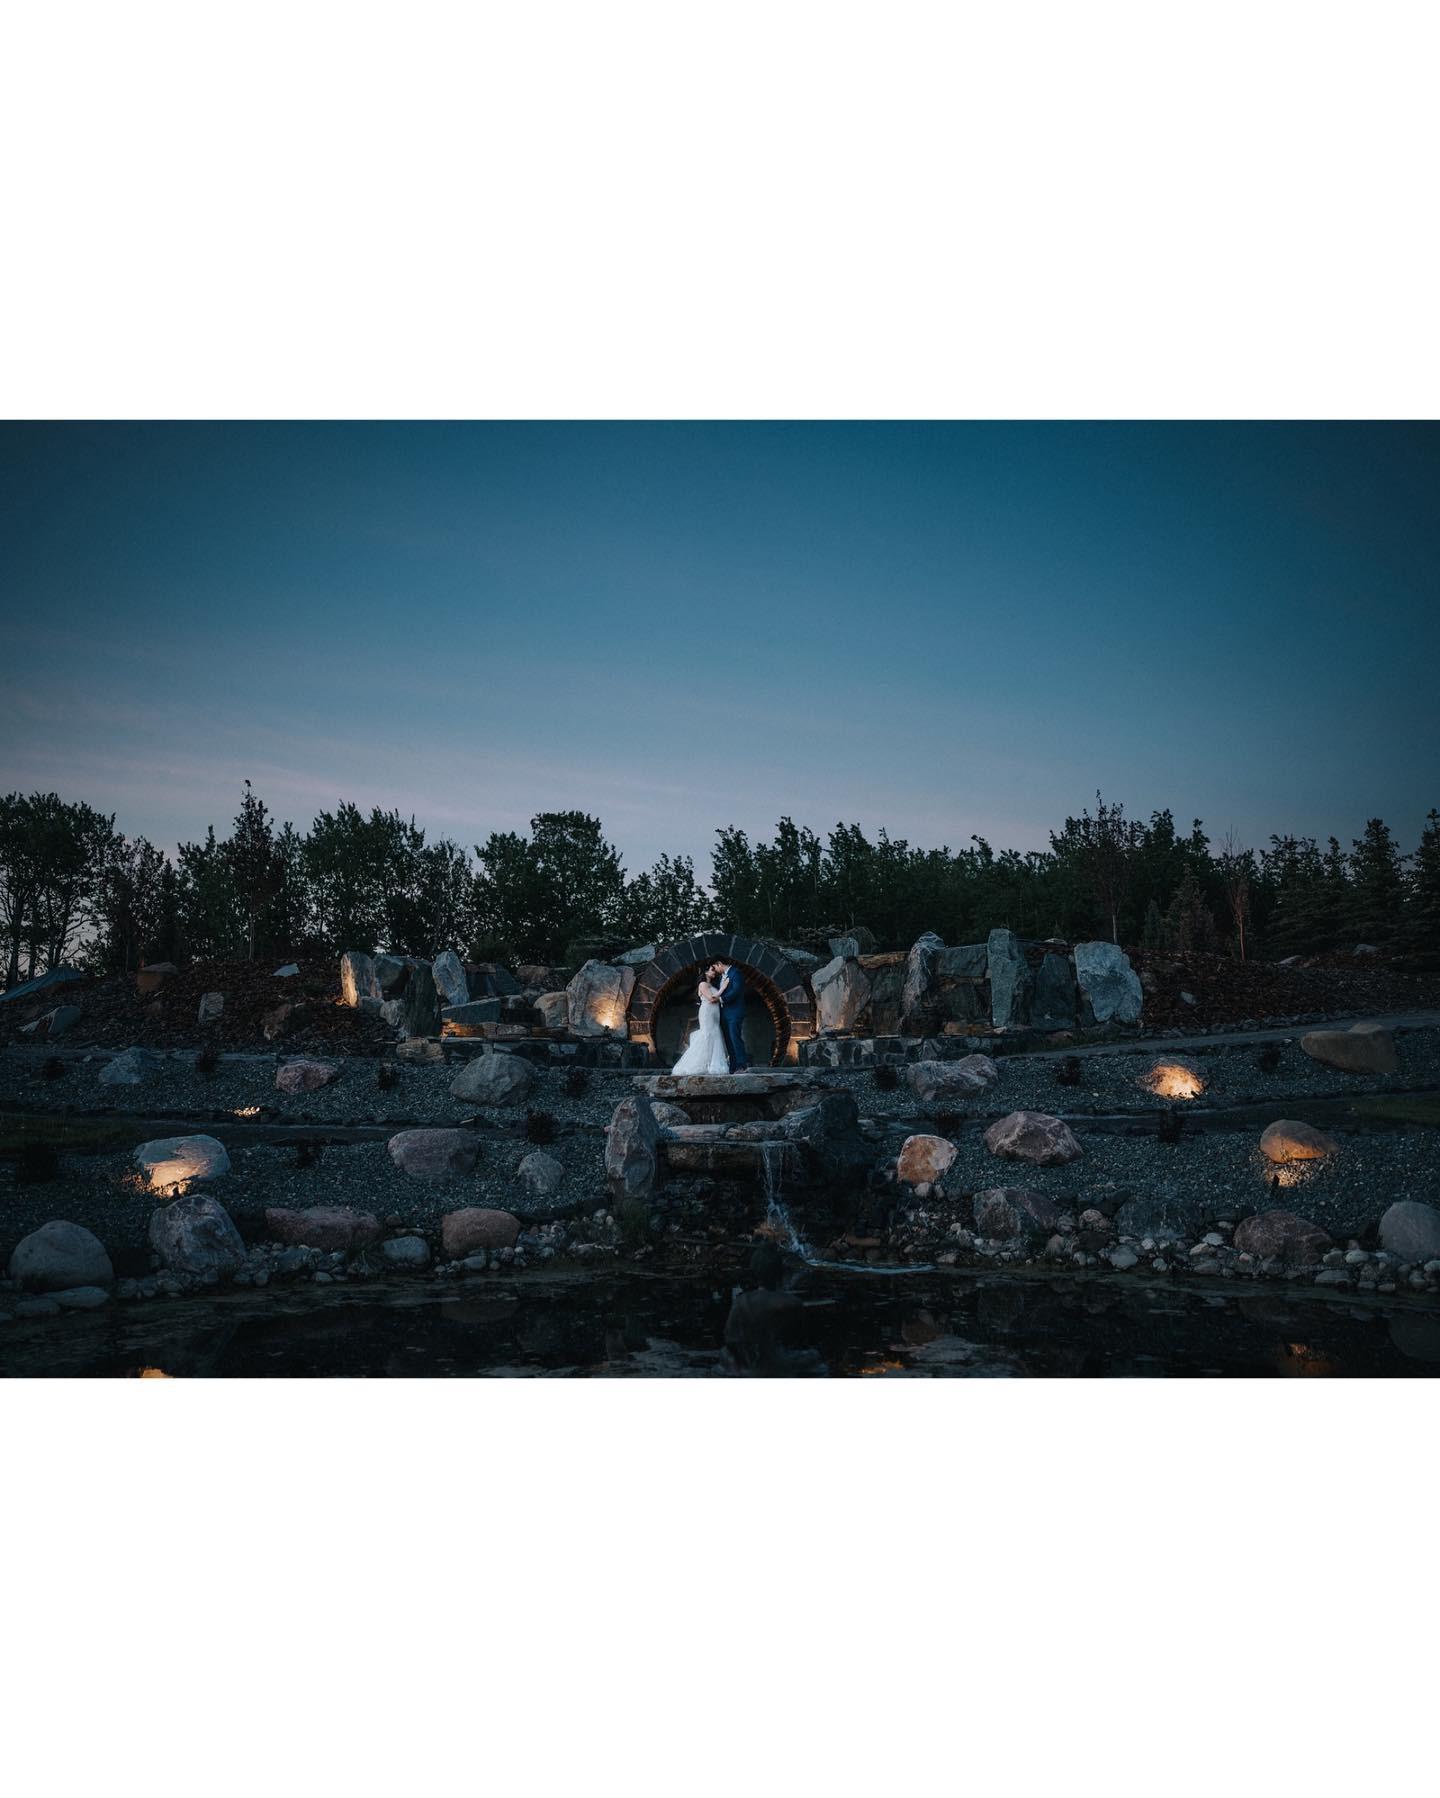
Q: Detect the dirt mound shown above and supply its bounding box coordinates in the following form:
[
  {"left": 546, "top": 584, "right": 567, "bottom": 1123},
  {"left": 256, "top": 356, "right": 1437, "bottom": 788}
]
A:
[
  {"left": 0, "top": 958, "right": 393, "bottom": 1054},
  {"left": 1129, "top": 946, "right": 1440, "bottom": 1030}
]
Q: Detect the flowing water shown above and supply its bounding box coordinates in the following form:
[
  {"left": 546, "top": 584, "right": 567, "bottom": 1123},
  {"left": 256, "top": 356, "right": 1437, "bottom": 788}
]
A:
[{"left": 4, "top": 1268, "right": 1437, "bottom": 1377}]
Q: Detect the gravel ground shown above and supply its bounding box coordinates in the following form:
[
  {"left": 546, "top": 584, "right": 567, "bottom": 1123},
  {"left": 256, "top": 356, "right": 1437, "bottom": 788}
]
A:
[
  {"left": 6, "top": 1026, "right": 1438, "bottom": 1128},
  {"left": 884, "top": 1126, "right": 1440, "bottom": 1242}
]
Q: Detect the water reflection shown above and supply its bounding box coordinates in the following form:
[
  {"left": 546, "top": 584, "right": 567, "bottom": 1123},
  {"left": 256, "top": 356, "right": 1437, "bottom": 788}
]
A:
[{"left": 2, "top": 1266, "right": 1433, "bottom": 1379}]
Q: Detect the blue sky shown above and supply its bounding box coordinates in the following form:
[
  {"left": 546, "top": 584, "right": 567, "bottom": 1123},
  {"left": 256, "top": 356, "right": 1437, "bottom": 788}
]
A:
[{"left": 2, "top": 421, "right": 1436, "bottom": 872}]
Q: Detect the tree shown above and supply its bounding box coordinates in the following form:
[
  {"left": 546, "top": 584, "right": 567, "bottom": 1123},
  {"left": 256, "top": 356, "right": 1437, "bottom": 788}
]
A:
[
  {"left": 1217, "top": 828, "right": 1256, "bottom": 960},
  {"left": 1050, "top": 792, "right": 1145, "bottom": 943},
  {"left": 619, "top": 853, "right": 716, "bottom": 944},
  {"left": 0, "top": 792, "right": 116, "bottom": 983},
  {"left": 227, "top": 782, "right": 284, "bottom": 960},
  {"left": 473, "top": 812, "right": 625, "bottom": 962},
  {"left": 1405, "top": 808, "right": 1440, "bottom": 950},
  {"left": 1348, "top": 817, "right": 1406, "bottom": 943},
  {"left": 1163, "top": 865, "right": 1218, "bottom": 952},
  {"left": 92, "top": 834, "right": 169, "bottom": 973}
]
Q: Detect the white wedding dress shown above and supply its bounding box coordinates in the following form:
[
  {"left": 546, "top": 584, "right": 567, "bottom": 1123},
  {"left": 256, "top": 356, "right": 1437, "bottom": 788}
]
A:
[{"left": 671, "top": 987, "right": 731, "bottom": 1075}]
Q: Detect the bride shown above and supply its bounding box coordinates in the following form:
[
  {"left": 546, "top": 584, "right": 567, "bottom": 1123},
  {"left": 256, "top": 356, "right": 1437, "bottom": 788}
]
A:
[{"left": 670, "top": 974, "right": 732, "bottom": 1075}]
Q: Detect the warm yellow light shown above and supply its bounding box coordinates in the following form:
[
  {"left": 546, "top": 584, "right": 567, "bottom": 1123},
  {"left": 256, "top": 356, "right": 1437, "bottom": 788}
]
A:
[
  {"left": 147, "top": 1163, "right": 194, "bottom": 1196},
  {"left": 138, "top": 1368, "right": 172, "bottom": 1379},
  {"left": 1141, "top": 1060, "right": 1205, "bottom": 1100},
  {"left": 1265, "top": 1161, "right": 1307, "bottom": 1187},
  {"left": 232, "top": 1105, "right": 261, "bottom": 1118}
]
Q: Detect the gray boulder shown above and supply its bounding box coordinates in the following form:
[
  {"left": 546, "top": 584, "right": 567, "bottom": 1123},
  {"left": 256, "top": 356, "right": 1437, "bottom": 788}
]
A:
[
  {"left": 983, "top": 1110, "right": 1083, "bottom": 1166},
  {"left": 20, "top": 1004, "right": 82, "bottom": 1040},
  {"left": 905, "top": 1058, "right": 993, "bottom": 1104},
  {"left": 398, "top": 963, "right": 441, "bottom": 1037},
  {"left": 98, "top": 1046, "right": 164, "bottom": 1087},
  {"left": 339, "top": 950, "right": 380, "bottom": 1006},
  {"left": 1073, "top": 941, "right": 1144, "bottom": 1026},
  {"left": 197, "top": 991, "right": 224, "bottom": 1025},
  {"left": 148, "top": 1196, "right": 246, "bottom": 1280},
  {"left": 387, "top": 1129, "right": 480, "bottom": 1178},
  {"left": 1379, "top": 1200, "right": 1440, "bottom": 1262},
  {"left": 8, "top": 1220, "right": 114, "bottom": 1292},
  {"left": 987, "top": 928, "right": 1032, "bottom": 1028},
  {"left": 431, "top": 950, "right": 469, "bottom": 1007},
  {"left": 373, "top": 954, "right": 410, "bottom": 994},
  {"left": 518, "top": 1150, "right": 566, "bottom": 1199},
  {"left": 440, "top": 999, "right": 502, "bottom": 1029},
  {"left": 1114, "top": 1191, "right": 1209, "bottom": 1241},
  {"left": 379, "top": 1235, "right": 431, "bottom": 1270},
  {"left": 53, "top": 1286, "right": 111, "bottom": 1310},
  {"left": 828, "top": 927, "right": 877, "bottom": 958},
  {"left": 901, "top": 932, "right": 946, "bottom": 1020},
  {"left": 133, "top": 1134, "right": 231, "bottom": 1188},
  {"left": 534, "top": 992, "right": 569, "bottom": 1030},
  {"left": 449, "top": 1050, "right": 535, "bottom": 1107},
  {"left": 566, "top": 960, "right": 636, "bottom": 1037},
  {"left": 605, "top": 1095, "right": 661, "bottom": 1199},
  {"left": 812, "top": 955, "right": 871, "bottom": 1032},
  {"left": 973, "top": 1187, "right": 1062, "bottom": 1242},
  {"left": 1233, "top": 1210, "right": 1331, "bottom": 1266},
  {"left": 614, "top": 943, "right": 658, "bottom": 967}
]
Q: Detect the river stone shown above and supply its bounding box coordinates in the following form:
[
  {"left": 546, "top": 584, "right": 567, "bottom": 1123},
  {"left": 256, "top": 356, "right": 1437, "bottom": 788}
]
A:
[
  {"left": 340, "top": 950, "right": 380, "bottom": 1006},
  {"left": 973, "top": 1187, "right": 1062, "bottom": 1241},
  {"left": 1259, "top": 1119, "right": 1339, "bottom": 1163},
  {"left": 197, "top": 991, "right": 224, "bottom": 1025},
  {"left": 812, "top": 955, "right": 871, "bottom": 1032},
  {"left": 1073, "top": 941, "right": 1144, "bottom": 1026},
  {"left": 1234, "top": 1209, "right": 1331, "bottom": 1265},
  {"left": 605, "top": 1095, "right": 661, "bottom": 1199},
  {"left": 133, "top": 1134, "right": 231, "bottom": 1188},
  {"left": 148, "top": 1196, "right": 246, "bottom": 1279},
  {"left": 517, "top": 1149, "right": 565, "bottom": 1198},
  {"left": 1299, "top": 1023, "right": 1399, "bottom": 1075},
  {"left": 388, "top": 1128, "right": 480, "bottom": 1179},
  {"left": 905, "top": 1059, "right": 991, "bottom": 1104},
  {"left": 1115, "top": 1190, "right": 1220, "bottom": 1240},
  {"left": 449, "top": 1051, "right": 535, "bottom": 1107},
  {"left": 431, "top": 950, "right": 469, "bottom": 1007},
  {"left": 98, "top": 1046, "right": 164, "bottom": 1087},
  {"left": 896, "top": 1134, "right": 959, "bottom": 1185},
  {"left": 441, "top": 1207, "right": 521, "bottom": 1258},
  {"left": 983, "top": 1110, "right": 1083, "bottom": 1166},
  {"left": 1378, "top": 1200, "right": 1440, "bottom": 1261},
  {"left": 1030, "top": 951, "right": 1077, "bottom": 1030},
  {"left": 265, "top": 1205, "right": 381, "bottom": 1252},
  {"left": 987, "top": 928, "right": 1032, "bottom": 1028},
  {"left": 8, "top": 1220, "right": 114, "bottom": 1292},
  {"left": 275, "top": 1057, "right": 339, "bottom": 1094},
  {"left": 566, "top": 960, "right": 636, "bottom": 1037},
  {"left": 53, "top": 1285, "right": 112, "bottom": 1310},
  {"left": 379, "top": 1235, "right": 431, "bottom": 1270}
]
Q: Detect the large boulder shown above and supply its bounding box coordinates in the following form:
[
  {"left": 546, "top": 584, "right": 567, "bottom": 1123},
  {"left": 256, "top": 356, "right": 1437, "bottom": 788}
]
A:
[
  {"left": 440, "top": 999, "right": 502, "bottom": 1029},
  {"left": 972, "top": 1187, "right": 1062, "bottom": 1241},
  {"left": 517, "top": 1149, "right": 565, "bottom": 1199},
  {"left": 1259, "top": 1120, "right": 1338, "bottom": 1164},
  {"left": 1115, "top": 1191, "right": 1210, "bottom": 1241},
  {"left": 901, "top": 932, "right": 946, "bottom": 1021},
  {"left": 387, "top": 1128, "right": 480, "bottom": 1179},
  {"left": 98, "top": 1046, "right": 163, "bottom": 1086},
  {"left": 19, "top": 1004, "right": 82, "bottom": 1040},
  {"left": 373, "top": 955, "right": 410, "bottom": 995},
  {"left": 1378, "top": 1200, "right": 1440, "bottom": 1262},
  {"left": 905, "top": 1058, "right": 994, "bottom": 1105},
  {"left": 1233, "top": 1209, "right": 1331, "bottom": 1266},
  {"left": 449, "top": 1051, "right": 535, "bottom": 1107},
  {"left": 987, "top": 928, "right": 1032, "bottom": 1028},
  {"left": 896, "top": 1133, "right": 959, "bottom": 1185},
  {"left": 8, "top": 1220, "right": 114, "bottom": 1292},
  {"left": 605, "top": 1095, "right": 661, "bottom": 1199},
  {"left": 398, "top": 963, "right": 442, "bottom": 1037},
  {"left": 534, "top": 992, "right": 569, "bottom": 1030},
  {"left": 275, "top": 1057, "right": 339, "bottom": 1094},
  {"left": 614, "top": 943, "right": 658, "bottom": 967},
  {"left": 812, "top": 955, "right": 871, "bottom": 1032},
  {"left": 983, "top": 1110, "right": 1083, "bottom": 1166},
  {"left": 566, "top": 960, "right": 636, "bottom": 1038},
  {"left": 266, "top": 1206, "right": 381, "bottom": 1252},
  {"left": 1073, "top": 942, "right": 1144, "bottom": 1026},
  {"left": 431, "top": 950, "right": 469, "bottom": 1007},
  {"left": 148, "top": 1196, "right": 246, "bottom": 1280},
  {"left": 828, "top": 928, "right": 877, "bottom": 958},
  {"left": 1030, "top": 952, "right": 1077, "bottom": 1030},
  {"left": 133, "top": 1134, "right": 231, "bottom": 1189},
  {"left": 379, "top": 1235, "right": 431, "bottom": 1270},
  {"left": 1299, "top": 1023, "right": 1399, "bottom": 1075},
  {"left": 197, "top": 991, "right": 225, "bottom": 1025},
  {"left": 339, "top": 950, "right": 380, "bottom": 1006},
  {"left": 441, "top": 1207, "right": 521, "bottom": 1258}
]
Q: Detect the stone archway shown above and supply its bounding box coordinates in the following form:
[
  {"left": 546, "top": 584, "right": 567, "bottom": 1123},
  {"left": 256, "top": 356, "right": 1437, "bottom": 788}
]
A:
[{"left": 626, "top": 933, "right": 816, "bottom": 1065}]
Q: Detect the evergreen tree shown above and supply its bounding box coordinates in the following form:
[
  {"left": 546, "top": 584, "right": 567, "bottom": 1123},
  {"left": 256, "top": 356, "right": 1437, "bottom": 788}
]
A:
[{"left": 1347, "top": 817, "right": 1405, "bottom": 942}]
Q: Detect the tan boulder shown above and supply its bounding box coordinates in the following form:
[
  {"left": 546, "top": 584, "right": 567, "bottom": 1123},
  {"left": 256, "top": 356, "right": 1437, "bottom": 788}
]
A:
[
  {"left": 1299, "top": 1023, "right": 1398, "bottom": 1074},
  {"left": 441, "top": 1207, "right": 521, "bottom": 1258},
  {"left": 1259, "top": 1119, "right": 1338, "bottom": 1164},
  {"left": 896, "top": 1133, "right": 959, "bottom": 1185},
  {"left": 387, "top": 1128, "right": 480, "bottom": 1179},
  {"left": 275, "top": 1057, "right": 339, "bottom": 1094}
]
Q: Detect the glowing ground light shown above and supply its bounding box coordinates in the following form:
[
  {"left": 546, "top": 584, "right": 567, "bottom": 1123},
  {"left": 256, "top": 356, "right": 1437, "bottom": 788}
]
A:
[
  {"left": 232, "top": 1105, "right": 261, "bottom": 1117},
  {"left": 138, "top": 1368, "right": 172, "bottom": 1379},
  {"left": 1139, "top": 1059, "right": 1206, "bottom": 1100}
]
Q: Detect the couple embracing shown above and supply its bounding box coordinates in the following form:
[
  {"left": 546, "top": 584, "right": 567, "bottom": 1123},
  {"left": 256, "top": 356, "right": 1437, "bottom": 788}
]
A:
[{"left": 671, "top": 959, "right": 750, "bottom": 1076}]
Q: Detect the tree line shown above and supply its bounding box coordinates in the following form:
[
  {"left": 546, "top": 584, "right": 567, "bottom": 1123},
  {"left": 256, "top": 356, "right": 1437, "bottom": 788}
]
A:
[{"left": 1, "top": 784, "right": 1436, "bottom": 984}]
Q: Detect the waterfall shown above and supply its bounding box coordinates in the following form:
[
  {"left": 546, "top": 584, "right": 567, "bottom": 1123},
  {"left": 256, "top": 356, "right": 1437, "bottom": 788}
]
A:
[{"left": 760, "top": 1143, "right": 814, "bottom": 1262}]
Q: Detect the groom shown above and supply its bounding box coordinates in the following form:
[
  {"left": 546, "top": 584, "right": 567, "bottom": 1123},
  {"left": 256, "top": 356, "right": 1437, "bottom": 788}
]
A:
[{"left": 708, "top": 959, "right": 749, "bottom": 1072}]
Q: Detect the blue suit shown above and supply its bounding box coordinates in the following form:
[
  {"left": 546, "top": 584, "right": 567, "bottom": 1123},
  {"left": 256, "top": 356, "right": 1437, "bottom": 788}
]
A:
[{"left": 717, "top": 963, "right": 749, "bottom": 1071}]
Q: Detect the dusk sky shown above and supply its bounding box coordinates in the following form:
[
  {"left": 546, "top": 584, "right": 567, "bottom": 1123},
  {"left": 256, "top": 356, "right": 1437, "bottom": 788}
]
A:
[{"left": 3, "top": 421, "right": 1437, "bottom": 874}]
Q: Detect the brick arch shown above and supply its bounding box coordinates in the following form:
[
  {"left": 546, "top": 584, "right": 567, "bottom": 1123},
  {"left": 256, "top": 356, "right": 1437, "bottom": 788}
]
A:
[{"left": 626, "top": 933, "right": 816, "bottom": 1066}]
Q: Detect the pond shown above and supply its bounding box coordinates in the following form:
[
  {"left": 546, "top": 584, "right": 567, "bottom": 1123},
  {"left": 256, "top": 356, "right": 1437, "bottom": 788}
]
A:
[{"left": 4, "top": 1268, "right": 1438, "bottom": 1377}]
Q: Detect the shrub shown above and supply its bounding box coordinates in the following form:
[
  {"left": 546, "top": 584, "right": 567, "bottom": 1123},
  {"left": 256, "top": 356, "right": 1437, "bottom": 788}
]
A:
[
  {"left": 376, "top": 1062, "right": 398, "bottom": 1090},
  {"left": 1054, "top": 1055, "right": 1082, "bottom": 1087},
  {"left": 196, "top": 1043, "right": 219, "bottom": 1077},
  {"left": 1157, "top": 1107, "right": 1184, "bottom": 1145},
  {"left": 563, "top": 1067, "right": 589, "bottom": 1099},
  {"left": 873, "top": 1064, "right": 899, "bottom": 1092},
  {"left": 934, "top": 1109, "right": 961, "bottom": 1136},
  {"left": 294, "top": 1141, "right": 322, "bottom": 1169},
  {"left": 525, "top": 1109, "right": 559, "bottom": 1145},
  {"left": 618, "top": 1198, "right": 652, "bottom": 1246},
  {"left": 1256, "top": 1045, "right": 1282, "bottom": 1073},
  {"left": 41, "top": 1056, "right": 66, "bottom": 1081}
]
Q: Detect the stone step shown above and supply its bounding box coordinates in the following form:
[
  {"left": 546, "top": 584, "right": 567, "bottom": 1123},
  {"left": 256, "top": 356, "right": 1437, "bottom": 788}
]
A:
[{"left": 638, "top": 1071, "right": 831, "bottom": 1099}]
